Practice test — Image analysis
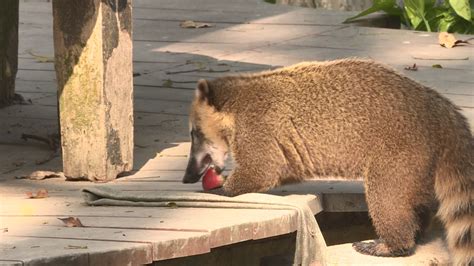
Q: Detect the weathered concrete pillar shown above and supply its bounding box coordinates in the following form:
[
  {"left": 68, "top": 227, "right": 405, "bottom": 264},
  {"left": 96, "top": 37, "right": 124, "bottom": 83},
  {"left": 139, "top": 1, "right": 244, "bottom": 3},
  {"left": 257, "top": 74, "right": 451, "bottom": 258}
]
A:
[
  {"left": 0, "top": 0, "right": 19, "bottom": 107},
  {"left": 52, "top": 0, "right": 133, "bottom": 181}
]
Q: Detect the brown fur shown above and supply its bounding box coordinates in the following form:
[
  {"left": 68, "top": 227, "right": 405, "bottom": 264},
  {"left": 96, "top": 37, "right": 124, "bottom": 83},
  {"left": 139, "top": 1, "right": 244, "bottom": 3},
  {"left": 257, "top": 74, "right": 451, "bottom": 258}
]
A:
[{"left": 188, "top": 59, "right": 473, "bottom": 264}]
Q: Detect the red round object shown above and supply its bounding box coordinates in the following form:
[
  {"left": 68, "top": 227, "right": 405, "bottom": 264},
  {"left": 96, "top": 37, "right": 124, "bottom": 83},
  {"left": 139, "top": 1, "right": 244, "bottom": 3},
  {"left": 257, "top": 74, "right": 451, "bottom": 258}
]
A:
[{"left": 202, "top": 167, "right": 225, "bottom": 190}]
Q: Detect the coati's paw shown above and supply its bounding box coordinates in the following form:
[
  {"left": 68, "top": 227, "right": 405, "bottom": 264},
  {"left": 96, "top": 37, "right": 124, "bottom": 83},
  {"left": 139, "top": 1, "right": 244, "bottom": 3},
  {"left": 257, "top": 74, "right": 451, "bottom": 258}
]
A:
[{"left": 352, "top": 240, "right": 413, "bottom": 257}]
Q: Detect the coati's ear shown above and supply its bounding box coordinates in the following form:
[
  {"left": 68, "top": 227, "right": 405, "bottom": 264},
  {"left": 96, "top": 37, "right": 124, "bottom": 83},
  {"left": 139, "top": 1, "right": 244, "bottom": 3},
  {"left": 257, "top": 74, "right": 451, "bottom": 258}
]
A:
[{"left": 196, "top": 79, "right": 210, "bottom": 103}]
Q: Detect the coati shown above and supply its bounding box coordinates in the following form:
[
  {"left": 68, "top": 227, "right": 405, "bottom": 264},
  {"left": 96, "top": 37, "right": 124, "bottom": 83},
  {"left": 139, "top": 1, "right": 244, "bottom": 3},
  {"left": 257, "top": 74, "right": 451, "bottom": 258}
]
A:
[{"left": 182, "top": 59, "right": 473, "bottom": 265}]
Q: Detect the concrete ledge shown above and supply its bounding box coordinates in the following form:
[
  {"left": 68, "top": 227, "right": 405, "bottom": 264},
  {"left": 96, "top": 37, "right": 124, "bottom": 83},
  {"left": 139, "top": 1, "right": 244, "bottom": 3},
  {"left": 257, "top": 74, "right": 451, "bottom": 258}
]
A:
[{"left": 324, "top": 237, "right": 450, "bottom": 266}]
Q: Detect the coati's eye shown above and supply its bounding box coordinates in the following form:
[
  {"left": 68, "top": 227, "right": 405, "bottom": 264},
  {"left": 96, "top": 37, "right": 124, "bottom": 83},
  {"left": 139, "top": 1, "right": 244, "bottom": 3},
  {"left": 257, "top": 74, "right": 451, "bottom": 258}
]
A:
[
  {"left": 190, "top": 130, "right": 197, "bottom": 142},
  {"left": 191, "top": 128, "right": 204, "bottom": 144}
]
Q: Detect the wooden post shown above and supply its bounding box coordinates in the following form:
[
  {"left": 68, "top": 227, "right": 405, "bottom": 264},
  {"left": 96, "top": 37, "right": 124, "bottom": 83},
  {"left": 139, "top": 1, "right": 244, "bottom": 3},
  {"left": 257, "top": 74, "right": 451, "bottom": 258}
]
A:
[
  {"left": 0, "top": 0, "right": 19, "bottom": 107},
  {"left": 52, "top": 0, "right": 134, "bottom": 181}
]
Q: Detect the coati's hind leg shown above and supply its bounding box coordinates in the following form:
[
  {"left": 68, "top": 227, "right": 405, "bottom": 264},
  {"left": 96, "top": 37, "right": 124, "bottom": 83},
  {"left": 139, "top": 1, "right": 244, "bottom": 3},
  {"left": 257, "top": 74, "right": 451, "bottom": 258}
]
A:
[
  {"left": 353, "top": 207, "right": 435, "bottom": 256},
  {"left": 413, "top": 205, "right": 437, "bottom": 243},
  {"left": 353, "top": 164, "right": 430, "bottom": 257}
]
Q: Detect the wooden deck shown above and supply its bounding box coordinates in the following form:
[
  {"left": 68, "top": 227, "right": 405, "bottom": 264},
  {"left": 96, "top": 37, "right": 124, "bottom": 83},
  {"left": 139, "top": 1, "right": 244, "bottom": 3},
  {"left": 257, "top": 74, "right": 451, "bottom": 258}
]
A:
[{"left": 1, "top": 0, "right": 473, "bottom": 265}]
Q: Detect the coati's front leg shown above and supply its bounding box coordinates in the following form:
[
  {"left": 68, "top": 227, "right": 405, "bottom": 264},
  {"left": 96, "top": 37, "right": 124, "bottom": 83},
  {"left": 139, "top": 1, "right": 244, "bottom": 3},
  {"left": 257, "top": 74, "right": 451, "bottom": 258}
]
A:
[
  {"left": 222, "top": 163, "right": 280, "bottom": 196},
  {"left": 222, "top": 131, "right": 284, "bottom": 196}
]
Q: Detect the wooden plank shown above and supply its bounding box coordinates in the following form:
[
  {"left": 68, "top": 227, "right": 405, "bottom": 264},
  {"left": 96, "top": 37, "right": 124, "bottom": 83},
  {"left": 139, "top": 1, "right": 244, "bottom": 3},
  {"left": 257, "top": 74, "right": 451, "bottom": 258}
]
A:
[
  {"left": 0, "top": 113, "right": 58, "bottom": 145},
  {"left": 460, "top": 108, "right": 474, "bottom": 132},
  {"left": 132, "top": 7, "right": 356, "bottom": 26},
  {"left": 153, "top": 233, "right": 297, "bottom": 266},
  {"left": 4, "top": 85, "right": 471, "bottom": 133},
  {"left": 0, "top": 0, "right": 19, "bottom": 107},
  {"left": 0, "top": 176, "right": 365, "bottom": 212},
  {"left": 3, "top": 225, "right": 210, "bottom": 261},
  {"left": 0, "top": 207, "right": 298, "bottom": 248},
  {"left": 17, "top": 58, "right": 54, "bottom": 71},
  {"left": 52, "top": 0, "right": 134, "bottom": 181},
  {"left": 13, "top": 79, "right": 196, "bottom": 99},
  {"left": 14, "top": 80, "right": 56, "bottom": 93},
  {"left": 16, "top": 69, "right": 55, "bottom": 82},
  {"left": 133, "top": 19, "right": 338, "bottom": 44},
  {"left": 0, "top": 197, "right": 293, "bottom": 218},
  {"left": 0, "top": 104, "right": 56, "bottom": 120},
  {"left": 136, "top": 156, "right": 234, "bottom": 174},
  {"left": 0, "top": 236, "right": 152, "bottom": 265},
  {"left": 20, "top": 94, "right": 191, "bottom": 116},
  {"left": 0, "top": 261, "right": 22, "bottom": 266},
  {"left": 16, "top": 68, "right": 474, "bottom": 99}
]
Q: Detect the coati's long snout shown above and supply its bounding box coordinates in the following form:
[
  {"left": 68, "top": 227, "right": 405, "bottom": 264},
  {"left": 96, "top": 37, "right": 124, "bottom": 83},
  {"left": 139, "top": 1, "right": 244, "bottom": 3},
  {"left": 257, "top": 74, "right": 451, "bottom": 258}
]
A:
[
  {"left": 182, "top": 127, "right": 227, "bottom": 183},
  {"left": 182, "top": 153, "right": 211, "bottom": 183},
  {"left": 183, "top": 153, "right": 225, "bottom": 183}
]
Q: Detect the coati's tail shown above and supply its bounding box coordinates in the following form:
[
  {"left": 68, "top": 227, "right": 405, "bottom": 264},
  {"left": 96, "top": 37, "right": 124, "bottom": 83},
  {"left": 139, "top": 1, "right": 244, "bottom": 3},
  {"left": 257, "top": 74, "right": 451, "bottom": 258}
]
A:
[{"left": 435, "top": 138, "right": 473, "bottom": 266}]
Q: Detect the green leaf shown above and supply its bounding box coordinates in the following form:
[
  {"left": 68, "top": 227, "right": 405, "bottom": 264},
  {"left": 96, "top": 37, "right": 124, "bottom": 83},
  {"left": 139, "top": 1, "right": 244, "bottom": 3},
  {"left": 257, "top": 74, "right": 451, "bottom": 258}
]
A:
[
  {"left": 344, "top": 6, "right": 384, "bottom": 22},
  {"left": 404, "top": 0, "right": 423, "bottom": 28},
  {"left": 435, "top": 8, "right": 458, "bottom": 31},
  {"left": 423, "top": 0, "right": 437, "bottom": 10},
  {"left": 162, "top": 79, "right": 173, "bottom": 87},
  {"left": 344, "top": 0, "right": 400, "bottom": 23},
  {"left": 449, "top": 0, "right": 471, "bottom": 21},
  {"left": 451, "top": 18, "right": 474, "bottom": 33},
  {"left": 425, "top": 6, "right": 446, "bottom": 31},
  {"left": 438, "top": 17, "right": 455, "bottom": 31},
  {"left": 404, "top": 0, "right": 432, "bottom": 31}
]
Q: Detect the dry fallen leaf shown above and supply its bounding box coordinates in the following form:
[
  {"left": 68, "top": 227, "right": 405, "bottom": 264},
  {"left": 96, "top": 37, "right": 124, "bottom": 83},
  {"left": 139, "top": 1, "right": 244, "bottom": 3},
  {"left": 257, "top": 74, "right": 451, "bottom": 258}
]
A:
[
  {"left": 166, "top": 202, "right": 178, "bottom": 208},
  {"left": 438, "top": 32, "right": 457, "bottom": 48},
  {"left": 162, "top": 79, "right": 173, "bottom": 87},
  {"left": 19, "top": 171, "right": 65, "bottom": 180},
  {"left": 58, "top": 217, "right": 84, "bottom": 227},
  {"left": 26, "top": 188, "right": 49, "bottom": 199},
  {"left": 113, "top": 231, "right": 127, "bottom": 237},
  {"left": 404, "top": 63, "right": 418, "bottom": 71},
  {"left": 180, "top": 20, "right": 213, "bottom": 29},
  {"left": 438, "top": 32, "right": 472, "bottom": 48}
]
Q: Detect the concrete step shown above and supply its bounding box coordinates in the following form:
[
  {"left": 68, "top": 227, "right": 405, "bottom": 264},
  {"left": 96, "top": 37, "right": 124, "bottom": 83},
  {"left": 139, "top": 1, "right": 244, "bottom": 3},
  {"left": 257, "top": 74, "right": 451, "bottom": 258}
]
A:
[{"left": 324, "top": 237, "right": 450, "bottom": 265}]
